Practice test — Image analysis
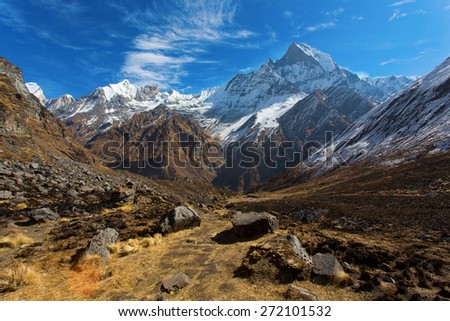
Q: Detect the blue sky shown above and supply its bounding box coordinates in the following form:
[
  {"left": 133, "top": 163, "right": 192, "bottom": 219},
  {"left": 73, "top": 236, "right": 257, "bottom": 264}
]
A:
[{"left": 0, "top": 0, "right": 449, "bottom": 98}]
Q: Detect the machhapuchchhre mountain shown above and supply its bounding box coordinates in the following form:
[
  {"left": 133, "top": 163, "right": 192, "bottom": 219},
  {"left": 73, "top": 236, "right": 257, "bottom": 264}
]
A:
[{"left": 1, "top": 41, "right": 449, "bottom": 301}]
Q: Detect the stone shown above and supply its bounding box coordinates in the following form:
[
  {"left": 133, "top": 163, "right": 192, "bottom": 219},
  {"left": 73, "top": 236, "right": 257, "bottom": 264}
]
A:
[
  {"left": 84, "top": 228, "right": 119, "bottom": 262},
  {"left": 159, "top": 206, "right": 201, "bottom": 234},
  {"left": 79, "top": 186, "right": 95, "bottom": 194},
  {"left": 28, "top": 207, "right": 60, "bottom": 223},
  {"left": 240, "top": 234, "right": 312, "bottom": 283},
  {"left": 29, "top": 163, "right": 39, "bottom": 169},
  {"left": 381, "top": 275, "right": 396, "bottom": 284},
  {"left": 0, "top": 167, "right": 12, "bottom": 176},
  {"left": 312, "top": 253, "right": 345, "bottom": 279},
  {"left": 161, "top": 272, "right": 191, "bottom": 292},
  {"left": 66, "top": 189, "right": 79, "bottom": 199},
  {"left": 0, "top": 190, "right": 12, "bottom": 200},
  {"left": 11, "top": 196, "right": 27, "bottom": 204},
  {"left": 292, "top": 208, "right": 328, "bottom": 223},
  {"left": 111, "top": 187, "right": 135, "bottom": 202},
  {"left": 285, "top": 285, "right": 317, "bottom": 301},
  {"left": 232, "top": 212, "right": 279, "bottom": 237}
]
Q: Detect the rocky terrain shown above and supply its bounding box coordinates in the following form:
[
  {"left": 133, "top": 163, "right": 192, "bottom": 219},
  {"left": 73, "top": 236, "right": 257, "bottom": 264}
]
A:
[{"left": 1, "top": 49, "right": 448, "bottom": 302}]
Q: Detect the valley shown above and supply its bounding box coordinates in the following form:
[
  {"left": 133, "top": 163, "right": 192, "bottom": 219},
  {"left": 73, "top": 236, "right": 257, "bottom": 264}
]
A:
[{"left": 1, "top": 39, "right": 449, "bottom": 301}]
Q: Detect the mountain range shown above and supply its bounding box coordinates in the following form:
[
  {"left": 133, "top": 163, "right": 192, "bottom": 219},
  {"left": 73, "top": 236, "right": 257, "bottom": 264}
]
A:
[
  {"left": 24, "top": 42, "right": 448, "bottom": 192},
  {"left": 1, "top": 40, "right": 450, "bottom": 302}
]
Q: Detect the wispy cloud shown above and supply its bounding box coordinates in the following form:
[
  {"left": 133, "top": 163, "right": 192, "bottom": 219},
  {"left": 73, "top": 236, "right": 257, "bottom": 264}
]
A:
[
  {"left": 380, "top": 50, "right": 431, "bottom": 66},
  {"left": 0, "top": 1, "right": 27, "bottom": 32},
  {"left": 283, "top": 10, "right": 293, "bottom": 18},
  {"left": 388, "top": 0, "right": 415, "bottom": 7},
  {"left": 30, "top": 0, "right": 85, "bottom": 17},
  {"left": 117, "top": 0, "right": 256, "bottom": 88},
  {"left": 325, "top": 8, "right": 344, "bottom": 17},
  {"left": 446, "top": 5, "right": 450, "bottom": 10},
  {"left": 307, "top": 21, "right": 336, "bottom": 32},
  {"left": 380, "top": 58, "right": 397, "bottom": 66},
  {"left": 352, "top": 15, "right": 365, "bottom": 21},
  {"left": 389, "top": 9, "right": 408, "bottom": 21}
]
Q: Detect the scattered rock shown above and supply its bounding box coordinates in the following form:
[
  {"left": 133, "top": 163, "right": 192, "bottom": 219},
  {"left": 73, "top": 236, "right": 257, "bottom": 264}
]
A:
[
  {"left": 111, "top": 187, "right": 135, "bottom": 202},
  {"left": 0, "top": 190, "right": 12, "bottom": 200},
  {"left": 79, "top": 186, "right": 95, "bottom": 194},
  {"left": 66, "top": 189, "right": 79, "bottom": 199},
  {"left": 159, "top": 206, "right": 201, "bottom": 234},
  {"left": 84, "top": 228, "right": 119, "bottom": 262},
  {"left": 232, "top": 212, "right": 279, "bottom": 238},
  {"left": 29, "top": 162, "right": 39, "bottom": 169},
  {"left": 161, "top": 272, "right": 191, "bottom": 292},
  {"left": 312, "top": 253, "right": 345, "bottom": 284},
  {"left": 239, "top": 234, "right": 312, "bottom": 283},
  {"left": 285, "top": 285, "right": 317, "bottom": 301},
  {"left": 292, "top": 208, "right": 328, "bottom": 223},
  {"left": 28, "top": 207, "right": 60, "bottom": 224},
  {"left": 381, "top": 274, "right": 396, "bottom": 284}
]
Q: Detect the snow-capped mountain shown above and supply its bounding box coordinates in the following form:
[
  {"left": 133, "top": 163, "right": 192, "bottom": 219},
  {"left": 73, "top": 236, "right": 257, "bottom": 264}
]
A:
[
  {"left": 314, "top": 57, "right": 450, "bottom": 170},
  {"left": 272, "top": 43, "right": 401, "bottom": 100},
  {"left": 46, "top": 94, "right": 75, "bottom": 113},
  {"left": 25, "top": 82, "right": 47, "bottom": 105},
  {"left": 27, "top": 42, "right": 415, "bottom": 145}
]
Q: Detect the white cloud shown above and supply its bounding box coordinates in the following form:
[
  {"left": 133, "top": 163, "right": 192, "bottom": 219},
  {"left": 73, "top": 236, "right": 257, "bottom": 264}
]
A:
[
  {"left": 31, "top": 0, "right": 85, "bottom": 16},
  {"left": 380, "top": 59, "right": 397, "bottom": 66},
  {"left": 283, "top": 10, "right": 293, "bottom": 18},
  {"left": 0, "top": 1, "right": 27, "bottom": 32},
  {"left": 117, "top": 0, "right": 256, "bottom": 88},
  {"left": 389, "top": 9, "right": 408, "bottom": 22},
  {"left": 388, "top": 0, "right": 415, "bottom": 7},
  {"left": 352, "top": 15, "right": 365, "bottom": 21},
  {"left": 307, "top": 21, "right": 336, "bottom": 32},
  {"left": 326, "top": 8, "right": 344, "bottom": 17}
]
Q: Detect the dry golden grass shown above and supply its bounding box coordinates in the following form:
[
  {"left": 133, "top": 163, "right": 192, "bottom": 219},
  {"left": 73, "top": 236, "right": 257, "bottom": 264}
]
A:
[
  {"left": 109, "top": 234, "right": 163, "bottom": 256},
  {"left": 68, "top": 255, "right": 105, "bottom": 298},
  {"left": 0, "top": 259, "right": 41, "bottom": 293},
  {"left": 0, "top": 232, "right": 34, "bottom": 248}
]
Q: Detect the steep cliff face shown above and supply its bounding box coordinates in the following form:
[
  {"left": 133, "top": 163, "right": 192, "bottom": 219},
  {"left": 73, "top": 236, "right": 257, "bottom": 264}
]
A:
[{"left": 0, "top": 57, "right": 94, "bottom": 163}]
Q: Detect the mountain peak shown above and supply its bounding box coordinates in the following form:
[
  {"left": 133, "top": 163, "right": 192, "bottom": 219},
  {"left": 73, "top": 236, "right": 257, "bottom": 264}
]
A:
[
  {"left": 277, "top": 42, "right": 337, "bottom": 72},
  {"left": 25, "top": 82, "right": 47, "bottom": 105}
]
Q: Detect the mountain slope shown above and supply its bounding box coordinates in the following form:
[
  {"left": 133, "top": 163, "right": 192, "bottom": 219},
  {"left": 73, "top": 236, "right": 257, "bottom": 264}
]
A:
[
  {"left": 0, "top": 58, "right": 93, "bottom": 163},
  {"left": 85, "top": 105, "right": 223, "bottom": 182},
  {"left": 324, "top": 57, "right": 450, "bottom": 167}
]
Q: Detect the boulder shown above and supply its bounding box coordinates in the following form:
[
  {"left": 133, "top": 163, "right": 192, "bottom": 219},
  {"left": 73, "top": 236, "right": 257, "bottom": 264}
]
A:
[
  {"left": 240, "top": 234, "right": 312, "bottom": 283},
  {"left": 159, "top": 206, "right": 201, "bottom": 234},
  {"left": 0, "top": 190, "right": 12, "bottom": 200},
  {"left": 285, "top": 285, "right": 317, "bottom": 301},
  {"left": 28, "top": 208, "right": 60, "bottom": 223},
  {"left": 312, "top": 253, "right": 345, "bottom": 280},
  {"left": 84, "top": 228, "right": 119, "bottom": 262},
  {"left": 161, "top": 272, "right": 191, "bottom": 292},
  {"left": 232, "top": 212, "right": 279, "bottom": 238},
  {"left": 111, "top": 187, "right": 135, "bottom": 202}
]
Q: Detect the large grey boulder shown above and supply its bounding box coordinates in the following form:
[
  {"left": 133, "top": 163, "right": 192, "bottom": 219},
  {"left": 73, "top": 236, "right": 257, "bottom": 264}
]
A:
[
  {"left": 28, "top": 207, "right": 60, "bottom": 224},
  {"left": 159, "top": 206, "right": 201, "bottom": 234},
  {"left": 161, "top": 272, "right": 191, "bottom": 292},
  {"left": 232, "top": 212, "right": 279, "bottom": 237},
  {"left": 85, "top": 228, "right": 119, "bottom": 262},
  {"left": 241, "top": 234, "right": 312, "bottom": 282},
  {"left": 312, "top": 253, "right": 345, "bottom": 279}
]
